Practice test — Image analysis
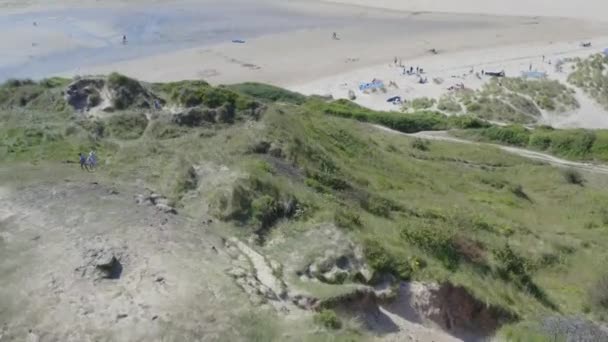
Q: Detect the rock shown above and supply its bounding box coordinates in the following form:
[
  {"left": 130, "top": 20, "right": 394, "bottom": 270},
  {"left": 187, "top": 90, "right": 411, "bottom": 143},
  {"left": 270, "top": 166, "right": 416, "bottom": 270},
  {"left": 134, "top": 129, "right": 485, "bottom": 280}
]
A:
[
  {"left": 268, "top": 143, "right": 283, "bottom": 158},
  {"left": 269, "top": 260, "right": 282, "bottom": 275},
  {"left": 250, "top": 141, "right": 271, "bottom": 154},
  {"left": 116, "top": 314, "right": 128, "bottom": 320},
  {"left": 155, "top": 203, "right": 177, "bottom": 214},
  {"left": 65, "top": 78, "right": 105, "bottom": 111},
  {"left": 319, "top": 266, "right": 349, "bottom": 284},
  {"left": 227, "top": 267, "right": 247, "bottom": 278},
  {"left": 95, "top": 252, "right": 122, "bottom": 279},
  {"left": 357, "top": 265, "right": 374, "bottom": 284},
  {"left": 348, "top": 89, "right": 356, "bottom": 100},
  {"left": 149, "top": 193, "right": 162, "bottom": 203},
  {"left": 135, "top": 194, "right": 148, "bottom": 205}
]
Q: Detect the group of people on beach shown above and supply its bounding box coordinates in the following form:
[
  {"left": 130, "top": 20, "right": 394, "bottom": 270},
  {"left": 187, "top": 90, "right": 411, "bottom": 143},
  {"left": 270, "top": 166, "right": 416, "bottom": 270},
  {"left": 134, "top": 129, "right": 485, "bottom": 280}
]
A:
[{"left": 78, "top": 151, "right": 97, "bottom": 171}]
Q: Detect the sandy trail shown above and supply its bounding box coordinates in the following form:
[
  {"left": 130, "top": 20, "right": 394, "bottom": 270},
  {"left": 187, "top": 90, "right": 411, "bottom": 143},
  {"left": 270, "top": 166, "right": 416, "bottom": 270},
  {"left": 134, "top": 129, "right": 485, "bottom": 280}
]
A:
[
  {"left": 373, "top": 124, "right": 608, "bottom": 174},
  {"left": 0, "top": 175, "right": 248, "bottom": 341}
]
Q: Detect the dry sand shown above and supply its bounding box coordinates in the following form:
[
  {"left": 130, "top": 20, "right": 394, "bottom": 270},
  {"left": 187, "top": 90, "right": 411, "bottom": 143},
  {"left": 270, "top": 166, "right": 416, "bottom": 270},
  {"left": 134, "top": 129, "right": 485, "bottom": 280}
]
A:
[
  {"left": 291, "top": 37, "right": 608, "bottom": 128},
  {"left": 321, "top": 0, "right": 608, "bottom": 21}
]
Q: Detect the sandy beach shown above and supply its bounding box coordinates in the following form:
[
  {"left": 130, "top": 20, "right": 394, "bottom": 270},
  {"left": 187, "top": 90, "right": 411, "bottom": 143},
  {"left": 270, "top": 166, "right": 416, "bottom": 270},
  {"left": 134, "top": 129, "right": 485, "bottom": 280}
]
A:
[{"left": 2, "top": 0, "right": 608, "bottom": 126}]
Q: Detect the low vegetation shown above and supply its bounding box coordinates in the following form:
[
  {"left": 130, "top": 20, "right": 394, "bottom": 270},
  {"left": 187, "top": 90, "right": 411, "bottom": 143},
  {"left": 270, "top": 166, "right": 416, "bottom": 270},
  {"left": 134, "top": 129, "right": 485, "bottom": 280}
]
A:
[
  {"left": 3, "top": 77, "right": 608, "bottom": 340},
  {"left": 314, "top": 309, "right": 343, "bottom": 330},
  {"left": 454, "top": 125, "right": 608, "bottom": 161},
  {"left": 432, "top": 77, "right": 579, "bottom": 124},
  {"left": 568, "top": 54, "right": 608, "bottom": 110}
]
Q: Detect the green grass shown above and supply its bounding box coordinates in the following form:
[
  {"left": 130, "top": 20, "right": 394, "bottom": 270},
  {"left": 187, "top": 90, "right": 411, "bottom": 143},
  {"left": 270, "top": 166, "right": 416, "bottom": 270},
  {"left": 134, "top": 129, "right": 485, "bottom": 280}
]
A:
[
  {"left": 4, "top": 76, "right": 608, "bottom": 339},
  {"left": 0, "top": 78, "right": 69, "bottom": 111},
  {"left": 227, "top": 82, "right": 306, "bottom": 104}
]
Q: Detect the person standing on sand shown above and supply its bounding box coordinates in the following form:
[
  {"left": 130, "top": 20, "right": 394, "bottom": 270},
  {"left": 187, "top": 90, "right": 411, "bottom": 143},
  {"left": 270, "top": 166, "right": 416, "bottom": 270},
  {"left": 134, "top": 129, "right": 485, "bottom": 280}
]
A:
[
  {"left": 122, "top": 35, "right": 127, "bottom": 45},
  {"left": 79, "top": 153, "right": 89, "bottom": 171}
]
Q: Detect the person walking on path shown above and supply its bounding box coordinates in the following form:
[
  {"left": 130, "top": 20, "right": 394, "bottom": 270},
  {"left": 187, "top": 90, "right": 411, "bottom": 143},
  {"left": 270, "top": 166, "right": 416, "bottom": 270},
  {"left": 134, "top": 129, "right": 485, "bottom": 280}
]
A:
[
  {"left": 87, "top": 151, "right": 97, "bottom": 170},
  {"left": 79, "top": 153, "right": 89, "bottom": 171}
]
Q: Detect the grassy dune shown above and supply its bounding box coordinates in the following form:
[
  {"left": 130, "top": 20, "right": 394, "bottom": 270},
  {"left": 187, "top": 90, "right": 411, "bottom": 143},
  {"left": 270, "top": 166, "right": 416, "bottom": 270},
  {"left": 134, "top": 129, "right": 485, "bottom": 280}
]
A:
[{"left": 1, "top": 76, "right": 608, "bottom": 340}]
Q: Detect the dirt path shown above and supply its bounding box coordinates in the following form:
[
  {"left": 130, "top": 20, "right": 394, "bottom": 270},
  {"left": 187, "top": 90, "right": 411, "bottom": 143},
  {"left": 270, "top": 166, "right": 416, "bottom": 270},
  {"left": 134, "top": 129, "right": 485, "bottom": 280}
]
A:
[
  {"left": 0, "top": 177, "right": 250, "bottom": 341},
  {"left": 373, "top": 125, "right": 608, "bottom": 175}
]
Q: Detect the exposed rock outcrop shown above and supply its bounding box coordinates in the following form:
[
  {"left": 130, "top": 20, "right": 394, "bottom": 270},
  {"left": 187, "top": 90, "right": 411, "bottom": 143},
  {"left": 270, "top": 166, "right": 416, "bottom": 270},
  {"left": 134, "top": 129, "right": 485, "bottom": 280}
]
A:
[{"left": 298, "top": 244, "right": 373, "bottom": 285}]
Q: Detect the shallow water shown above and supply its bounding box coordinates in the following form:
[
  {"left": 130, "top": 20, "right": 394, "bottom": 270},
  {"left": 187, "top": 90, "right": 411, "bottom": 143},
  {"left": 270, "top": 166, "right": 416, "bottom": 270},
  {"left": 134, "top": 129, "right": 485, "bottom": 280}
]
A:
[{"left": 0, "top": 1, "right": 345, "bottom": 80}]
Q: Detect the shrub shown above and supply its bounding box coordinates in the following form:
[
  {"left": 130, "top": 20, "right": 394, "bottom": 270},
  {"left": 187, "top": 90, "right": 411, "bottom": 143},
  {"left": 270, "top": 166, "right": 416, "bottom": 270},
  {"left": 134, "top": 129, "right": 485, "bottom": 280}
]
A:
[
  {"left": 411, "top": 97, "right": 436, "bottom": 110},
  {"left": 228, "top": 83, "right": 306, "bottom": 104},
  {"left": 307, "top": 170, "right": 349, "bottom": 191},
  {"left": 478, "top": 125, "right": 531, "bottom": 146},
  {"left": 334, "top": 208, "right": 362, "bottom": 229},
  {"left": 411, "top": 138, "right": 430, "bottom": 151},
  {"left": 562, "top": 168, "right": 584, "bottom": 185},
  {"left": 437, "top": 97, "right": 462, "bottom": 113},
  {"left": 314, "top": 309, "right": 342, "bottom": 329},
  {"left": 493, "top": 244, "right": 528, "bottom": 279},
  {"left": 508, "top": 184, "right": 531, "bottom": 201},
  {"left": 447, "top": 115, "right": 490, "bottom": 129},
  {"left": 251, "top": 195, "right": 283, "bottom": 229},
  {"left": 589, "top": 274, "right": 608, "bottom": 312},
  {"left": 363, "top": 240, "right": 412, "bottom": 280},
  {"left": 314, "top": 99, "right": 450, "bottom": 133},
  {"left": 359, "top": 194, "right": 399, "bottom": 217},
  {"left": 401, "top": 223, "right": 459, "bottom": 269},
  {"left": 106, "top": 113, "right": 148, "bottom": 140}
]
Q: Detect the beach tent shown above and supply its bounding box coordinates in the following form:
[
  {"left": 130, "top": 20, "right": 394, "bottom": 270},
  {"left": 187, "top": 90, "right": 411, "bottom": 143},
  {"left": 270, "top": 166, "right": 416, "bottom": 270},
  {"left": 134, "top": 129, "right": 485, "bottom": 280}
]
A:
[
  {"left": 603, "top": 48, "right": 608, "bottom": 56},
  {"left": 522, "top": 71, "right": 547, "bottom": 79},
  {"left": 359, "top": 79, "right": 385, "bottom": 91}
]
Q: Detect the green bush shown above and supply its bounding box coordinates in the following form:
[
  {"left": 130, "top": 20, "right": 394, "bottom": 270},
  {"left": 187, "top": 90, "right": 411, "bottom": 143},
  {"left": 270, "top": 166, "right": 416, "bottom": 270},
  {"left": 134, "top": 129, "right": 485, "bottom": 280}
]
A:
[
  {"left": 589, "top": 274, "right": 608, "bottom": 312},
  {"left": 410, "top": 97, "right": 436, "bottom": 110},
  {"left": 251, "top": 195, "right": 282, "bottom": 228},
  {"left": 307, "top": 170, "right": 349, "bottom": 191},
  {"left": 437, "top": 97, "right": 462, "bottom": 113},
  {"left": 508, "top": 184, "right": 530, "bottom": 201},
  {"left": 493, "top": 244, "right": 528, "bottom": 278},
  {"left": 312, "top": 99, "right": 450, "bottom": 133},
  {"left": 228, "top": 83, "right": 306, "bottom": 104},
  {"left": 106, "top": 113, "right": 148, "bottom": 140},
  {"left": 363, "top": 240, "right": 412, "bottom": 280},
  {"left": 476, "top": 125, "right": 531, "bottom": 146},
  {"left": 314, "top": 309, "right": 342, "bottom": 329},
  {"left": 529, "top": 130, "right": 596, "bottom": 158},
  {"left": 401, "top": 223, "right": 459, "bottom": 269},
  {"left": 562, "top": 169, "right": 584, "bottom": 186},
  {"left": 359, "top": 194, "right": 399, "bottom": 217},
  {"left": 334, "top": 208, "right": 362, "bottom": 229},
  {"left": 447, "top": 115, "right": 490, "bottom": 129},
  {"left": 411, "top": 138, "right": 430, "bottom": 151}
]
